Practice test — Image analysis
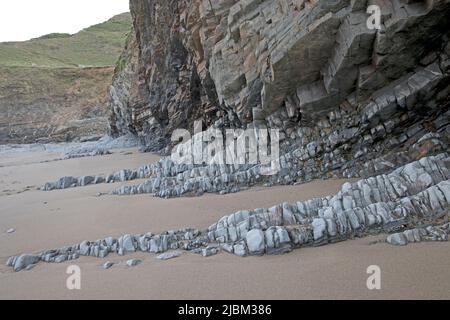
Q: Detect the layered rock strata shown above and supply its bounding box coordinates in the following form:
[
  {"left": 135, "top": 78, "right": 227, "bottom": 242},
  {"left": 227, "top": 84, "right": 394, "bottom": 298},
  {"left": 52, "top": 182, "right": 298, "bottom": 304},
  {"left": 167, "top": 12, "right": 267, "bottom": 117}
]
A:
[{"left": 9, "top": 154, "right": 450, "bottom": 271}]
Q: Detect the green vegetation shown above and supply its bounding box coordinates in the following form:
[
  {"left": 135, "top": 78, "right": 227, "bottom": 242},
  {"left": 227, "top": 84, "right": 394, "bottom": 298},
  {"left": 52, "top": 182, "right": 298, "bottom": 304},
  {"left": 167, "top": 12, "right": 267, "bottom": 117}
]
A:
[
  {"left": 115, "top": 55, "right": 128, "bottom": 73},
  {"left": 34, "top": 33, "right": 72, "bottom": 40},
  {"left": 0, "top": 13, "right": 132, "bottom": 68}
]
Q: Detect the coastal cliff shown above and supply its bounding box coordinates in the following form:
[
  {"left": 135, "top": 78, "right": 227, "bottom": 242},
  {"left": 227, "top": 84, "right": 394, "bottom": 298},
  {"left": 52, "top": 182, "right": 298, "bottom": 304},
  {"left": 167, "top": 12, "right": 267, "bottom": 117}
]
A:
[{"left": 110, "top": 0, "right": 450, "bottom": 163}]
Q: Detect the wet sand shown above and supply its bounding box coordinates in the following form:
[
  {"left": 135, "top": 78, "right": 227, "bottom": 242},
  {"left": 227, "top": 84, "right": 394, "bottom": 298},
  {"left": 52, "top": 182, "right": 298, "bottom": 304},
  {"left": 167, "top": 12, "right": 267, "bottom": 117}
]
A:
[{"left": 0, "top": 147, "right": 449, "bottom": 300}]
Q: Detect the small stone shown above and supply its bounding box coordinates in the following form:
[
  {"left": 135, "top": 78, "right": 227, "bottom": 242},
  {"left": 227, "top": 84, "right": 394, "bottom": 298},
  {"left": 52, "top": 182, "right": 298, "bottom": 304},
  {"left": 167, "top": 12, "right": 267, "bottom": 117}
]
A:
[
  {"left": 126, "top": 259, "right": 143, "bottom": 267},
  {"left": 6, "top": 228, "right": 15, "bottom": 234},
  {"left": 102, "top": 262, "right": 114, "bottom": 269},
  {"left": 157, "top": 251, "right": 182, "bottom": 261},
  {"left": 387, "top": 233, "right": 408, "bottom": 246}
]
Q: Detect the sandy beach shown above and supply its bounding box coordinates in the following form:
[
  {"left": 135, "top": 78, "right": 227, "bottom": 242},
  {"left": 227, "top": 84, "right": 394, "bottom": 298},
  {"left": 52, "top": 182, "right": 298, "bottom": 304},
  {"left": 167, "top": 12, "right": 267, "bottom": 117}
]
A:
[{"left": 0, "top": 147, "right": 449, "bottom": 300}]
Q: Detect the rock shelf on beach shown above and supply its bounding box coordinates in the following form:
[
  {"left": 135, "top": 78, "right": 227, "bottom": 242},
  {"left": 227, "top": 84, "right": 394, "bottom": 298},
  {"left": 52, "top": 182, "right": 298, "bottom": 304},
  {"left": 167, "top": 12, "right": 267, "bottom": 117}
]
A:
[{"left": 8, "top": 154, "right": 450, "bottom": 271}]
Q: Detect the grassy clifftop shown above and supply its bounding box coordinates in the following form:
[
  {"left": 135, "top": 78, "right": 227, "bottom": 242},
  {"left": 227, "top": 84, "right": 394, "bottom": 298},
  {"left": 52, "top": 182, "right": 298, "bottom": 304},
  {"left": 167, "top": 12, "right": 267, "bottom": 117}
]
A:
[
  {"left": 0, "top": 13, "right": 132, "bottom": 144},
  {"left": 0, "top": 13, "right": 132, "bottom": 68}
]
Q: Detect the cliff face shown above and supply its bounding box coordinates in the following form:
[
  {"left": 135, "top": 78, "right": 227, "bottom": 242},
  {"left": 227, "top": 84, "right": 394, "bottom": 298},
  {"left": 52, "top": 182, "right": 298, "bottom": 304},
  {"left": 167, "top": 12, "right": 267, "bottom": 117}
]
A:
[
  {"left": 110, "top": 0, "right": 219, "bottom": 151},
  {"left": 109, "top": 0, "right": 450, "bottom": 180}
]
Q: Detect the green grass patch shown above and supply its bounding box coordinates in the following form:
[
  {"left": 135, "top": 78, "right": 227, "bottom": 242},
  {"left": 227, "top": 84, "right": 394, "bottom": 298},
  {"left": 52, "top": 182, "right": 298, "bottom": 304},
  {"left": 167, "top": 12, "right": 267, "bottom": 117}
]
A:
[{"left": 0, "top": 13, "right": 132, "bottom": 68}]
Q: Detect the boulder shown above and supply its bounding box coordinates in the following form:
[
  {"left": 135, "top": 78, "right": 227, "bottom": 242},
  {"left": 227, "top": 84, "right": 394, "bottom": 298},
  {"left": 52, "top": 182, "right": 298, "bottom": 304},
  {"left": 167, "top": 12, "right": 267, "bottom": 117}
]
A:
[
  {"left": 126, "top": 259, "right": 143, "bottom": 267},
  {"left": 387, "top": 233, "right": 409, "bottom": 246},
  {"left": 312, "top": 218, "right": 327, "bottom": 241},
  {"left": 245, "top": 229, "right": 265, "bottom": 255},
  {"left": 120, "top": 235, "right": 136, "bottom": 253}
]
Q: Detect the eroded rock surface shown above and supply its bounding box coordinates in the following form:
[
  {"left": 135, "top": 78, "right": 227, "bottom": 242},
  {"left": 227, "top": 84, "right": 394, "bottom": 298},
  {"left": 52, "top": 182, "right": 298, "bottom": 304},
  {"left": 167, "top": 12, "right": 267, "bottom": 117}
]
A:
[
  {"left": 8, "top": 154, "right": 450, "bottom": 271},
  {"left": 44, "top": 0, "right": 448, "bottom": 198}
]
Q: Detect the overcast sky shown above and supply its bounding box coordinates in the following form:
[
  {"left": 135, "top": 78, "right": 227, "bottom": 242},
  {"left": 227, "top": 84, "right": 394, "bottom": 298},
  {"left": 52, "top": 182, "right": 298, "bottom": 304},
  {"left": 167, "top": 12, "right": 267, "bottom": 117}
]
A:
[{"left": 0, "top": 0, "right": 130, "bottom": 42}]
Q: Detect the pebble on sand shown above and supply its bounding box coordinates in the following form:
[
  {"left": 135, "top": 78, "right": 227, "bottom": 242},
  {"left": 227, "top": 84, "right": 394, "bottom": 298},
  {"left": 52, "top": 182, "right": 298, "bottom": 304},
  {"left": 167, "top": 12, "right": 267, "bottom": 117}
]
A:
[
  {"left": 157, "top": 251, "right": 182, "bottom": 261},
  {"left": 126, "top": 259, "right": 143, "bottom": 267}
]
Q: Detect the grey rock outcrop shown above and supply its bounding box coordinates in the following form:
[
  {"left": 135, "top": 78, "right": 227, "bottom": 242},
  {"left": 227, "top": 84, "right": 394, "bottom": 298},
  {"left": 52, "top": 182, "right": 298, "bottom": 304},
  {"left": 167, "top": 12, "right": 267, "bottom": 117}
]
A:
[{"left": 7, "top": 154, "right": 450, "bottom": 271}]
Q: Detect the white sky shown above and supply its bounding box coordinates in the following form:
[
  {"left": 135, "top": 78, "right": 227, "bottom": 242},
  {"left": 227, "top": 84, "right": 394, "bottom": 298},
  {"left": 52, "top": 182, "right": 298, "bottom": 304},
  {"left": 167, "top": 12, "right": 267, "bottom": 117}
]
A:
[{"left": 0, "top": 0, "right": 130, "bottom": 42}]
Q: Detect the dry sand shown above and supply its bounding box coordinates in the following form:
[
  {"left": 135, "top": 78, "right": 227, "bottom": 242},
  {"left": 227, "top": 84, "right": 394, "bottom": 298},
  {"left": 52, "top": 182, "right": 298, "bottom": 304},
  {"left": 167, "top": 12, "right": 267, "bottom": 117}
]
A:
[{"left": 0, "top": 147, "right": 449, "bottom": 300}]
